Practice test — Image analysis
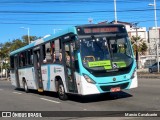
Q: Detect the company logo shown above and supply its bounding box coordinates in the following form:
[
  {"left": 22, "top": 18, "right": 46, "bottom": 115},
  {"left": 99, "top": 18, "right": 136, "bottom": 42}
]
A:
[
  {"left": 113, "top": 77, "right": 116, "bottom": 81},
  {"left": 54, "top": 67, "right": 62, "bottom": 73},
  {"left": 113, "top": 63, "right": 118, "bottom": 69}
]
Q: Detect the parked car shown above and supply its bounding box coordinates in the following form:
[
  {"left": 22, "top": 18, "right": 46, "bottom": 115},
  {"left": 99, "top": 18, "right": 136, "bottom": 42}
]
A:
[{"left": 148, "top": 62, "right": 160, "bottom": 73}]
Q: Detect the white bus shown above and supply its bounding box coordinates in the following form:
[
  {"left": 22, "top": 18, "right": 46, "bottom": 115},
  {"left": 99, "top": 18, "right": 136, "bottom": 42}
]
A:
[{"left": 10, "top": 24, "right": 137, "bottom": 100}]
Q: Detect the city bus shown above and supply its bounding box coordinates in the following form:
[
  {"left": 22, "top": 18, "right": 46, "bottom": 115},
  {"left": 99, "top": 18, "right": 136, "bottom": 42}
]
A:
[{"left": 10, "top": 24, "right": 137, "bottom": 100}]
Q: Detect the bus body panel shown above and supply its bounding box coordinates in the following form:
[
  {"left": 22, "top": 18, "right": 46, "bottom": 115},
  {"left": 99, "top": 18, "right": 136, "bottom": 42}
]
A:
[
  {"left": 18, "top": 67, "right": 37, "bottom": 90},
  {"left": 41, "top": 64, "right": 67, "bottom": 92},
  {"left": 41, "top": 65, "right": 50, "bottom": 91},
  {"left": 80, "top": 76, "right": 100, "bottom": 95},
  {"left": 129, "top": 72, "right": 138, "bottom": 89},
  {"left": 78, "top": 55, "right": 137, "bottom": 94},
  {"left": 74, "top": 72, "right": 82, "bottom": 94},
  {"left": 10, "top": 70, "right": 17, "bottom": 87}
]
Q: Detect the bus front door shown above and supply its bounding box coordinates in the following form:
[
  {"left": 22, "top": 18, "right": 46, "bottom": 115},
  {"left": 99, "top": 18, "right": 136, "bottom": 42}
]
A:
[
  {"left": 64, "top": 42, "right": 78, "bottom": 93},
  {"left": 14, "top": 56, "right": 20, "bottom": 88},
  {"left": 33, "top": 50, "right": 43, "bottom": 92}
]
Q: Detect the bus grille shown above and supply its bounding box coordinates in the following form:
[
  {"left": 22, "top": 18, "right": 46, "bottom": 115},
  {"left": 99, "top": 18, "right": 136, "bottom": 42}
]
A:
[{"left": 100, "top": 82, "right": 129, "bottom": 92}]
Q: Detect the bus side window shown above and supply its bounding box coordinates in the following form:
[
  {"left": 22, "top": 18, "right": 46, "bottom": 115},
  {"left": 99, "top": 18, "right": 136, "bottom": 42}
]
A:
[
  {"left": 51, "top": 42, "right": 55, "bottom": 62},
  {"left": 24, "top": 52, "right": 27, "bottom": 66},
  {"left": 10, "top": 56, "right": 14, "bottom": 69},
  {"left": 54, "top": 39, "right": 62, "bottom": 63},
  {"left": 27, "top": 49, "right": 33, "bottom": 65},
  {"left": 43, "top": 42, "right": 52, "bottom": 64},
  {"left": 21, "top": 53, "right": 25, "bottom": 67},
  {"left": 18, "top": 54, "right": 22, "bottom": 67}
]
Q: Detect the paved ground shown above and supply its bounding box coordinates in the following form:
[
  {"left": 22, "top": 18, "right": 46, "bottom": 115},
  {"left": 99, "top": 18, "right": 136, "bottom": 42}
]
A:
[{"left": 0, "top": 77, "right": 159, "bottom": 120}]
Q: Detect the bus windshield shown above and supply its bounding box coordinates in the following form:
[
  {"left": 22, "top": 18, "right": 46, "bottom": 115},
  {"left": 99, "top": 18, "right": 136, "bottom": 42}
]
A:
[{"left": 80, "top": 35, "right": 133, "bottom": 72}]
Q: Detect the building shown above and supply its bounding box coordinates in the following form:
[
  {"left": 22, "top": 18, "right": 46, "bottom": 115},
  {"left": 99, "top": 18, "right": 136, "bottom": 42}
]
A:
[{"left": 148, "top": 27, "right": 160, "bottom": 55}]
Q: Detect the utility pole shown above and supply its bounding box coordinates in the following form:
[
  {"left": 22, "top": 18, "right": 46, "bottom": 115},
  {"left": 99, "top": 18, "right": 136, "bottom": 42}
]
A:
[
  {"left": 114, "top": 0, "right": 117, "bottom": 23},
  {"left": 149, "top": 0, "right": 159, "bottom": 72},
  {"left": 133, "top": 23, "right": 139, "bottom": 69},
  {"left": 20, "top": 27, "right": 30, "bottom": 44},
  {"left": 135, "top": 26, "right": 139, "bottom": 69}
]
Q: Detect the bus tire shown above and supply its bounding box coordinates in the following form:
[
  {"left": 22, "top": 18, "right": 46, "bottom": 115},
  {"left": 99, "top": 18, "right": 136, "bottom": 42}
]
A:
[
  {"left": 23, "top": 80, "right": 29, "bottom": 93},
  {"left": 58, "top": 80, "right": 68, "bottom": 100}
]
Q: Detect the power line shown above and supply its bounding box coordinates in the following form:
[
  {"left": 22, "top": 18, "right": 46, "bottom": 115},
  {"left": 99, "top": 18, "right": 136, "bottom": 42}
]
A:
[
  {"left": 0, "top": 19, "right": 157, "bottom": 25},
  {"left": 0, "top": 8, "right": 159, "bottom": 14},
  {"left": 0, "top": 0, "right": 151, "bottom": 4}
]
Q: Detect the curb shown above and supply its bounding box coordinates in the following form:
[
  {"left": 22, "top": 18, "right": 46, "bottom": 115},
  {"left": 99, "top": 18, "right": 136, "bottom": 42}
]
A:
[
  {"left": 0, "top": 78, "right": 10, "bottom": 81},
  {"left": 137, "top": 70, "right": 160, "bottom": 79},
  {"left": 138, "top": 75, "right": 160, "bottom": 79}
]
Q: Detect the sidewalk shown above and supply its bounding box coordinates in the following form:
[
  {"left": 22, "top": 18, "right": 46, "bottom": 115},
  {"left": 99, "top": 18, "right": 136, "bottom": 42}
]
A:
[
  {"left": 137, "top": 68, "right": 160, "bottom": 79},
  {"left": 137, "top": 68, "right": 148, "bottom": 73}
]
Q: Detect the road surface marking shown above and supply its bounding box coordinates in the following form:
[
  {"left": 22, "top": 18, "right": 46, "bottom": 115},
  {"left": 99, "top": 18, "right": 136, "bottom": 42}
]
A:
[
  {"left": 12, "top": 92, "right": 22, "bottom": 94},
  {"left": 40, "top": 98, "right": 60, "bottom": 104}
]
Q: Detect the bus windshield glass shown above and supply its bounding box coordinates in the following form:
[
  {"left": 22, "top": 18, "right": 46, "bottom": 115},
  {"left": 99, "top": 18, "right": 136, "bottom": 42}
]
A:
[{"left": 80, "top": 35, "right": 133, "bottom": 72}]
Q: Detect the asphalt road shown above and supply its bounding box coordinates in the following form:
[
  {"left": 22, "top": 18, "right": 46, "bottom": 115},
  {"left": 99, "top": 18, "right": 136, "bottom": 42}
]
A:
[{"left": 0, "top": 77, "right": 159, "bottom": 120}]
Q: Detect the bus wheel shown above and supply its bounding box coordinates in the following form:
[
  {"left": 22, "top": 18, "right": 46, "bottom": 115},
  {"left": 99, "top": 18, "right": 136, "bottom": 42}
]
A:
[
  {"left": 58, "top": 80, "right": 68, "bottom": 100},
  {"left": 23, "top": 81, "right": 29, "bottom": 93}
]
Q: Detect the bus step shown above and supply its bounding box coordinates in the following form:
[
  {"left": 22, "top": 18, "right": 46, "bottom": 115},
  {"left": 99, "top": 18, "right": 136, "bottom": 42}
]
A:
[{"left": 38, "top": 89, "right": 44, "bottom": 92}]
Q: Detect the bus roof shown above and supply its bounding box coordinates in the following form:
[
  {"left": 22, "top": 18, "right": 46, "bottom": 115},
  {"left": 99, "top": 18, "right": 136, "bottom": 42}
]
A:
[{"left": 75, "top": 23, "right": 125, "bottom": 28}]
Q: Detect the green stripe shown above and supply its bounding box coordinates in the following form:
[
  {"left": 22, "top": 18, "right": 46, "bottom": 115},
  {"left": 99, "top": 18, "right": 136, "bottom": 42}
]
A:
[
  {"left": 113, "top": 61, "right": 126, "bottom": 68},
  {"left": 88, "top": 60, "right": 111, "bottom": 67}
]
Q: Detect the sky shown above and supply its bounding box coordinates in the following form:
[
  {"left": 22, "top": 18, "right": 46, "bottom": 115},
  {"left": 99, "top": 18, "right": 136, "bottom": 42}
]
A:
[{"left": 0, "top": 0, "right": 160, "bottom": 44}]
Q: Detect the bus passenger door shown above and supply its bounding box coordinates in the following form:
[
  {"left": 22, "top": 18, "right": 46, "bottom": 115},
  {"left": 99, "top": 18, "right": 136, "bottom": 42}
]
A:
[
  {"left": 63, "top": 42, "right": 78, "bottom": 93},
  {"left": 14, "top": 56, "right": 20, "bottom": 88},
  {"left": 33, "top": 50, "right": 43, "bottom": 92}
]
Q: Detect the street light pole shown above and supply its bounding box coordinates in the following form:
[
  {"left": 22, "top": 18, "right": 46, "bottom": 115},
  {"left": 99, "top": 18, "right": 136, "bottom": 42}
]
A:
[
  {"left": 20, "top": 27, "right": 30, "bottom": 44},
  {"left": 114, "top": 0, "right": 117, "bottom": 23},
  {"left": 135, "top": 25, "right": 139, "bottom": 69},
  {"left": 149, "top": 0, "right": 159, "bottom": 72},
  {"left": 133, "top": 23, "right": 139, "bottom": 69},
  {"left": 27, "top": 28, "right": 30, "bottom": 44}
]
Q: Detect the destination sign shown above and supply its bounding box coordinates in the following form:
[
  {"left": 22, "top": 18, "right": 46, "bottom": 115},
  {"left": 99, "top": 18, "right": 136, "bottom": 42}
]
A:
[{"left": 84, "top": 27, "right": 119, "bottom": 34}]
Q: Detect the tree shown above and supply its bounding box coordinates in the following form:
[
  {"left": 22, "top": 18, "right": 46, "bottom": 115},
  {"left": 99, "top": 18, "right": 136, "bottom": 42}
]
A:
[
  {"left": 0, "top": 35, "right": 41, "bottom": 77},
  {"left": 22, "top": 35, "right": 39, "bottom": 44},
  {"left": 131, "top": 36, "right": 148, "bottom": 55},
  {"left": 10, "top": 39, "right": 27, "bottom": 52},
  {"left": 140, "top": 41, "right": 148, "bottom": 55},
  {"left": 131, "top": 35, "right": 148, "bottom": 69}
]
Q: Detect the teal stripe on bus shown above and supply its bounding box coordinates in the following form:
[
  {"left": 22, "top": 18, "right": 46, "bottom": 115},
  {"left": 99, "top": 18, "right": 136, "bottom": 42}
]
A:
[{"left": 47, "top": 65, "right": 50, "bottom": 91}]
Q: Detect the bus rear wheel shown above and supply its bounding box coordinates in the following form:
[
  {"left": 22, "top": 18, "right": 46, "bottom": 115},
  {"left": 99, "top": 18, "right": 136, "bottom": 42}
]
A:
[{"left": 58, "top": 80, "right": 68, "bottom": 100}]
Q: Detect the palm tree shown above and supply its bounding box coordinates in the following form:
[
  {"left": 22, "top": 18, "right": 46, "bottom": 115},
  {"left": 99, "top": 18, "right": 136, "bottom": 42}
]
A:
[
  {"left": 131, "top": 36, "right": 148, "bottom": 55},
  {"left": 131, "top": 36, "right": 148, "bottom": 68}
]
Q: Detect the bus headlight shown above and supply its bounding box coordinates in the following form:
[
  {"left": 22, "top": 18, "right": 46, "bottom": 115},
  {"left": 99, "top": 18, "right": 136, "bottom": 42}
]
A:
[
  {"left": 131, "top": 68, "right": 136, "bottom": 79},
  {"left": 83, "top": 74, "right": 96, "bottom": 84}
]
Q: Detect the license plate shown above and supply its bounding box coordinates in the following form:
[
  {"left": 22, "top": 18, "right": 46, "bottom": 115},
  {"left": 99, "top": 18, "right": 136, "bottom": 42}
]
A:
[{"left": 111, "top": 87, "right": 121, "bottom": 92}]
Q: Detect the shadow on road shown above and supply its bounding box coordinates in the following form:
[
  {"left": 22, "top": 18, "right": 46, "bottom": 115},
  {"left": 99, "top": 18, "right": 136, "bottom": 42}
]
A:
[
  {"left": 15, "top": 88, "right": 132, "bottom": 103},
  {"left": 68, "top": 91, "right": 132, "bottom": 103},
  {"left": 15, "top": 88, "right": 59, "bottom": 98}
]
